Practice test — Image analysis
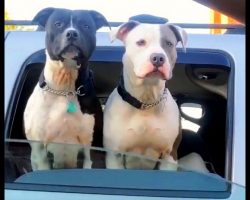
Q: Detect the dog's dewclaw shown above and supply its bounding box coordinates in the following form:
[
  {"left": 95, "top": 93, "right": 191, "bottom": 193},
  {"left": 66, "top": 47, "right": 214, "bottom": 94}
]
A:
[{"left": 67, "top": 101, "right": 77, "bottom": 113}]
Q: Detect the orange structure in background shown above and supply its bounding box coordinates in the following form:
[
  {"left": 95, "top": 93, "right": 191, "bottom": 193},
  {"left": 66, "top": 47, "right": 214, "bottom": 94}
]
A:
[{"left": 210, "top": 10, "right": 240, "bottom": 34}]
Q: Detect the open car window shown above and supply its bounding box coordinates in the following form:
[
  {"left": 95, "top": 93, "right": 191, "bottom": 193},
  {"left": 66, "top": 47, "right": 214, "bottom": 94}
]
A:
[
  {"left": 4, "top": 41, "right": 244, "bottom": 198},
  {"left": 5, "top": 139, "right": 245, "bottom": 198}
]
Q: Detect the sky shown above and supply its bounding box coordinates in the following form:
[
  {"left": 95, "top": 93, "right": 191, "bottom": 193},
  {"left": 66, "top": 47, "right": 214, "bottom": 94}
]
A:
[{"left": 5, "top": 0, "right": 211, "bottom": 24}]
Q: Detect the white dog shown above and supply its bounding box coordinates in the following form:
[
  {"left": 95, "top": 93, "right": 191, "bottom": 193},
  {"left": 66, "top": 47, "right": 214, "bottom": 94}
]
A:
[{"left": 103, "top": 21, "right": 188, "bottom": 170}]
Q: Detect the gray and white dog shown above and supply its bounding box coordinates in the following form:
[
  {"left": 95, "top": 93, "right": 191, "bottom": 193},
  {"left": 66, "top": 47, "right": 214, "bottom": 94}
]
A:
[
  {"left": 104, "top": 21, "right": 187, "bottom": 170},
  {"left": 24, "top": 8, "right": 109, "bottom": 170}
]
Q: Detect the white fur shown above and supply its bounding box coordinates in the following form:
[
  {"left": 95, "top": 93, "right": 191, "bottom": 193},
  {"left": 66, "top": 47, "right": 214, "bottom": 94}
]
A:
[
  {"left": 124, "top": 24, "right": 172, "bottom": 80},
  {"left": 178, "top": 153, "right": 209, "bottom": 173},
  {"left": 104, "top": 88, "right": 179, "bottom": 170}
]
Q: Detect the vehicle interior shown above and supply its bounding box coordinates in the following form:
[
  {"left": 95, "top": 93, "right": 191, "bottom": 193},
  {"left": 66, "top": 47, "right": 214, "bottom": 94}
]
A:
[{"left": 5, "top": 45, "right": 233, "bottom": 184}]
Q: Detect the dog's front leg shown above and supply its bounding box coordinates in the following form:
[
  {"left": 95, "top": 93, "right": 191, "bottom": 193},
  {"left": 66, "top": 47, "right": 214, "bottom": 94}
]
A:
[
  {"left": 83, "top": 148, "right": 92, "bottom": 169},
  {"left": 159, "top": 154, "right": 178, "bottom": 171},
  {"left": 159, "top": 124, "right": 182, "bottom": 171},
  {"left": 106, "top": 152, "right": 124, "bottom": 169},
  {"left": 30, "top": 143, "right": 50, "bottom": 170}
]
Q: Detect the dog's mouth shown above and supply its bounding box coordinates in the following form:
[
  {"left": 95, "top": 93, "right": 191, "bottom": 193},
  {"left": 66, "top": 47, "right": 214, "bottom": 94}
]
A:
[
  {"left": 146, "top": 69, "right": 166, "bottom": 80},
  {"left": 60, "top": 45, "right": 81, "bottom": 59},
  {"left": 59, "top": 45, "right": 86, "bottom": 66},
  {"left": 134, "top": 62, "right": 169, "bottom": 80}
]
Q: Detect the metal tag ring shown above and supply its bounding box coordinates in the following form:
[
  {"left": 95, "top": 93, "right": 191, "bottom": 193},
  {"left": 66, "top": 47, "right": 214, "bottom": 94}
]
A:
[{"left": 76, "top": 85, "right": 85, "bottom": 96}]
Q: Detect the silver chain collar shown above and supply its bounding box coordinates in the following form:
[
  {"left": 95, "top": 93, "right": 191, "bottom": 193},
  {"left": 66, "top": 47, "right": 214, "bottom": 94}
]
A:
[
  {"left": 41, "top": 84, "right": 85, "bottom": 97},
  {"left": 140, "top": 89, "right": 168, "bottom": 110}
]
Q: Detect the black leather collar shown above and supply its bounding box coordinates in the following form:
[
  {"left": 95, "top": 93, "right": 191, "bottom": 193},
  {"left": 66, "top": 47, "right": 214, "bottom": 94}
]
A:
[
  {"left": 117, "top": 75, "right": 167, "bottom": 110},
  {"left": 117, "top": 76, "right": 142, "bottom": 109}
]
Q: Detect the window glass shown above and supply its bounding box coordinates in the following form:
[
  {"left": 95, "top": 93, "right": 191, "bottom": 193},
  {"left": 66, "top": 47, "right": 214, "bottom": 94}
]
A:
[{"left": 5, "top": 139, "right": 243, "bottom": 198}]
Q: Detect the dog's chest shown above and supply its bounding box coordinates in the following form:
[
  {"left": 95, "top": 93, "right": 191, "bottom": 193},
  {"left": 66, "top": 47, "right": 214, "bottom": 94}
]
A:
[
  {"left": 24, "top": 85, "right": 95, "bottom": 145},
  {"left": 105, "top": 90, "right": 180, "bottom": 155},
  {"left": 120, "top": 111, "right": 179, "bottom": 153}
]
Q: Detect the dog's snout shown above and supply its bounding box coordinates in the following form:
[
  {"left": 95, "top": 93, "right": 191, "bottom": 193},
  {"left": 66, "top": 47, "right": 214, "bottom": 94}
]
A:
[
  {"left": 66, "top": 30, "right": 78, "bottom": 40},
  {"left": 150, "top": 53, "right": 165, "bottom": 68}
]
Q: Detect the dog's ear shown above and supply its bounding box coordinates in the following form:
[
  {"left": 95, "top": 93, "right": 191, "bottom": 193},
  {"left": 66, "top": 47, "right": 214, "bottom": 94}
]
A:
[
  {"left": 168, "top": 24, "right": 188, "bottom": 52},
  {"left": 33, "top": 7, "right": 55, "bottom": 28},
  {"left": 110, "top": 20, "right": 140, "bottom": 42},
  {"left": 89, "top": 10, "right": 110, "bottom": 30}
]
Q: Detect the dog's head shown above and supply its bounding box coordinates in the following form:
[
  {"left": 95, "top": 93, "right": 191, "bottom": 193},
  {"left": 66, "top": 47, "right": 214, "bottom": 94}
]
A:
[
  {"left": 33, "top": 7, "right": 110, "bottom": 67},
  {"left": 110, "top": 21, "right": 187, "bottom": 81}
]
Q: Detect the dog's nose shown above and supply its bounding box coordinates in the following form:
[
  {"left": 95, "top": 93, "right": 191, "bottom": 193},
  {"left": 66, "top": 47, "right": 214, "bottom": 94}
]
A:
[
  {"left": 150, "top": 53, "right": 165, "bottom": 68},
  {"left": 66, "top": 30, "right": 78, "bottom": 40}
]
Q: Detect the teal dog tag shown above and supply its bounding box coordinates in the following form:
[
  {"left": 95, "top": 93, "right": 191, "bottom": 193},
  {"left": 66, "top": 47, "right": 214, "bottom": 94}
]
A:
[{"left": 67, "top": 101, "right": 77, "bottom": 113}]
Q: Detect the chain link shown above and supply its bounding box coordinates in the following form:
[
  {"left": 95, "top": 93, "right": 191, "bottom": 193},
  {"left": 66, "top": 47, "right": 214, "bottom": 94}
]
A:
[
  {"left": 42, "top": 85, "right": 85, "bottom": 97},
  {"left": 140, "top": 89, "right": 168, "bottom": 110}
]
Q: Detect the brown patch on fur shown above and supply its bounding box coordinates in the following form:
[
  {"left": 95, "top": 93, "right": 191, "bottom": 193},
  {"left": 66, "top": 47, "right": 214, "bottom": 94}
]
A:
[{"left": 52, "top": 67, "right": 78, "bottom": 88}]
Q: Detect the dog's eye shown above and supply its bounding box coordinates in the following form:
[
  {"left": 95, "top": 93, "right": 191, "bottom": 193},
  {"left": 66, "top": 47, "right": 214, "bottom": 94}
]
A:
[
  {"left": 54, "top": 21, "right": 63, "bottom": 28},
  {"left": 83, "top": 25, "right": 89, "bottom": 29},
  {"left": 136, "top": 39, "right": 146, "bottom": 46},
  {"left": 166, "top": 41, "right": 173, "bottom": 47}
]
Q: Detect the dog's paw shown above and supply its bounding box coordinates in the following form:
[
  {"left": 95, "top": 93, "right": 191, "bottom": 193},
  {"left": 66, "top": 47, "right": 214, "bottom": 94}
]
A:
[
  {"left": 106, "top": 153, "right": 124, "bottom": 169},
  {"left": 83, "top": 159, "right": 92, "bottom": 169},
  {"left": 30, "top": 145, "right": 51, "bottom": 171},
  {"left": 178, "top": 152, "right": 209, "bottom": 173},
  {"left": 159, "top": 155, "right": 178, "bottom": 171},
  {"left": 82, "top": 148, "right": 92, "bottom": 169},
  {"left": 31, "top": 159, "right": 50, "bottom": 171}
]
